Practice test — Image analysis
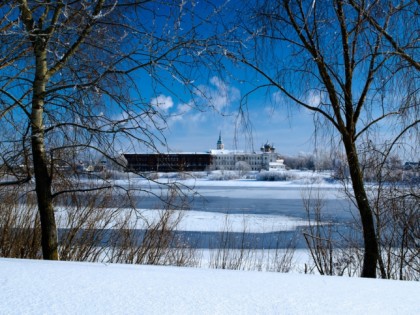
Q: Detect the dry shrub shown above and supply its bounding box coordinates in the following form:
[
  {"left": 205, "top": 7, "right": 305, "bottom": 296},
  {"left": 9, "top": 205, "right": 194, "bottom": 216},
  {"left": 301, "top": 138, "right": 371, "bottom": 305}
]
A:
[
  {"left": 55, "top": 185, "right": 197, "bottom": 266},
  {"left": 372, "top": 184, "right": 420, "bottom": 280},
  {"left": 56, "top": 188, "right": 121, "bottom": 262},
  {"left": 0, "top": 188, "right": 42, "bottom": 259},
  {"left": 302, "top": 183, "right": 419, "bottom": 280},
  {"left": 106, "top": 208, "right": 197, "bottom": 267},
  {"left": 208, "top": 215, "right": 297, "bottom": 272},
  {"left": 0, "top": 183, "right": 197, "bottom": 267},
  {"left": 301, "top": 186, "right": 363, "bottom": 276}
]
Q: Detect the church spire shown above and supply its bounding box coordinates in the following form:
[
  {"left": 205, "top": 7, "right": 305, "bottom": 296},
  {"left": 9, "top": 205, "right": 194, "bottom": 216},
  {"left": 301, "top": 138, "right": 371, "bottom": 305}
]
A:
[{"left": 217, "top": 131, "right": 224, "bottom": 150}]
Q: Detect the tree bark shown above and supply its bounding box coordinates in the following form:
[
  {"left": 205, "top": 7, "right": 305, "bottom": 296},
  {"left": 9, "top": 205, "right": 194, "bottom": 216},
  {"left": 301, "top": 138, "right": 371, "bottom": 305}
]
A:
[
  {"left": 343, "top": 137, "right": 378, "bottom": 278},
  {"left": 31, "top": 43, "right": 59, "bottom": 260}
]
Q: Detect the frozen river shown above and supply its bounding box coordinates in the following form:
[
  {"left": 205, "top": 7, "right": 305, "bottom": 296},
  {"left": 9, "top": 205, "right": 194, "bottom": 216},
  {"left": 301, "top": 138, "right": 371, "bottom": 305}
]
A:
[
  {"left": 117, "top": 182, "right": 358, "bottom": 224},
  {"left": 114, "top": 181, "right": 361, "bottom": 249},
  {"left": 58, "top": 179, "right": 362, "bottom": 249},
  {"left": 190, "top": 186, "right": 355, "bottom": 221}
]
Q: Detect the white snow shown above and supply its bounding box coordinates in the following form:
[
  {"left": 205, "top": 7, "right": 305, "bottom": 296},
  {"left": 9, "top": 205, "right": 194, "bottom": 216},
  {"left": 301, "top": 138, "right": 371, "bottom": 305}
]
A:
[
  {"left": 115, "top": 170, "right": 342, "bottom": 188},
  {"left": 175, "top": 211, "right": 306, "bottom": 232},
  {"left": 58, "top": 175, "right": 342, "bottom": 233},
  {"left": 2, "top": 172, "right": 419, "bottom": 313},
  {"left": 1, "top": 258, "right": 419, "bottom": 315},
  {"left": 54, "top": 207, "right": 308, "bottom": 233}
]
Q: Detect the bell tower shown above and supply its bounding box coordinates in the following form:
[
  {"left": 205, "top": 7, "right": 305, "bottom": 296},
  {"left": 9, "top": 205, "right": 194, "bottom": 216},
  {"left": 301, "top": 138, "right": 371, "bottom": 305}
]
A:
[{"left": 217, "top": 131, "right": 224, "bottom": 150}]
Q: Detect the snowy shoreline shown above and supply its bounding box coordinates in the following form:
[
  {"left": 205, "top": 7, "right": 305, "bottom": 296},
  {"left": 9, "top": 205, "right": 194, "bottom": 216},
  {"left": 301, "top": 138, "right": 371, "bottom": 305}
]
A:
[{"left": 1, "top": 258, "right": 419, "bottom": 315}]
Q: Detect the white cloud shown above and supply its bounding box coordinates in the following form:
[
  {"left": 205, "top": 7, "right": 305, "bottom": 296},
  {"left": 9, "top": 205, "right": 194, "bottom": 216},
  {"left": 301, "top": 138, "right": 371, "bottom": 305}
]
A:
[
  {"left": 165, "top": 77, "right": 240, "bottom": 126},
  {"left": 195, "top": 76, "right": 240, "bottom": 112},
  {"left": 166, "top": 101, "right": 196, "bottom": 124},
  {"left": 150, "top": 94, "right": 174, "bottom": 112},
  {"left": 177, "top": 102, "right": 193, "bottom": 114},
  {"left": 272, "top": 91, "right": 284, "bottom": 105},
  {"left": 305, "top": 90, "right": 322, "bottom": 107},
  {"left": 168, "top": 107, "right": 206, "bottom": 125}
]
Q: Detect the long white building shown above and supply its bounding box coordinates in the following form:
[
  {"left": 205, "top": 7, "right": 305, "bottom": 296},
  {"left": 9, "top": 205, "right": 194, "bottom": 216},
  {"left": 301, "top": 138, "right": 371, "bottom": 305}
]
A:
[
  {"left": 124, "top": 133, "right": 285, "bottom": 173},
  {"left": 209, "top": 133, "right": 285, "bottom": 171}
]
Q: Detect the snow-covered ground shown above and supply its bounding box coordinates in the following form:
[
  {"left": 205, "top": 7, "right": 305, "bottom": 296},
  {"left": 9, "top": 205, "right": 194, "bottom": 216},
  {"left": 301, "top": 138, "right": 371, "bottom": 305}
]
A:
[
  {"left": 174, "top": 210, "right": 307, "bottom": 232},
  {"left": 1, "top": 258, "right": 419, "bottom": 315},
  {"left": 55, "top": 206, "right": 311, "bottom": 233},
  {"left": 1, "top": 171, "right": 418, "bottom": 313}
]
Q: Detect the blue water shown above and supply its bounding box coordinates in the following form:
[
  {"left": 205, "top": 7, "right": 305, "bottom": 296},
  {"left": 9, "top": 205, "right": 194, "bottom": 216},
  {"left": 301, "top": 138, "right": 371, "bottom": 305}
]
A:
[{"left": 58, "top": 185, "right": 363, "bottom": 249}]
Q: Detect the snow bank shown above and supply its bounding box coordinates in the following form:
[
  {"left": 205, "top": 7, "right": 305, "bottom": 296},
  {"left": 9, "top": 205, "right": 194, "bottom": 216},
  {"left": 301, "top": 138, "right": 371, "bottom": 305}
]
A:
[
  {"left": 175, "top": 211, "right": 307, "bottom": 232},
  {"left": 1, "top": 258, "right": 418, "bottom": 315}
]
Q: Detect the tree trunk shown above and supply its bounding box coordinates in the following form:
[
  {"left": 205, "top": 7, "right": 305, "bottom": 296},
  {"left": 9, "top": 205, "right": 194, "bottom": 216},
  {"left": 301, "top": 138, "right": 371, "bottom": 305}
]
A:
[
  {"left": 343, "top": 138, "right": 378, "bottom": 278},
  {"left": 31, "top": 45, "right": 59, "bottom": 260}
]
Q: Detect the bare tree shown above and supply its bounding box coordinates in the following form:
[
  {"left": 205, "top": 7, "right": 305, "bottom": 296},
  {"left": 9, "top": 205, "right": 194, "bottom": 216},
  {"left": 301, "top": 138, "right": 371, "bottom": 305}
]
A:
[
  {"left": 348, "top": 0, "right": 420, "bottom": 71},
  {"left": 0, "top": 1, "right": 221, "bottom": 260},
  {"left": 228, "top": 0, "right": 419, "bottom": 277}
]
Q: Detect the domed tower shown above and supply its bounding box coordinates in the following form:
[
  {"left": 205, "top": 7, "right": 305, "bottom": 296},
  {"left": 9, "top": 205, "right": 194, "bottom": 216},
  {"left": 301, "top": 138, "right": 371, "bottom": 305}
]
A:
[
  {"left": 260, "top": 141, "right": 276, "bottom": 153},
  {"left": 217, "top": 132, "right": 224, "bottom": 150}
]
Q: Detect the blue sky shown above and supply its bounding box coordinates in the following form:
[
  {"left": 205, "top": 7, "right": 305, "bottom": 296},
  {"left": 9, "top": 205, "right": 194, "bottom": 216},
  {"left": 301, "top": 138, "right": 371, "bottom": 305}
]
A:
[
  {"left": 124, "top": 1, "right": 328, "bottom": 156},
  {"left": 119, "top": 0, "right": 417, "bottom": 158},
  {"left": 116, "top": 0, "right": 316, "bottom": 156},
  {"left": 147, "top": 75, "right": 317, "bottom": 155}
]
